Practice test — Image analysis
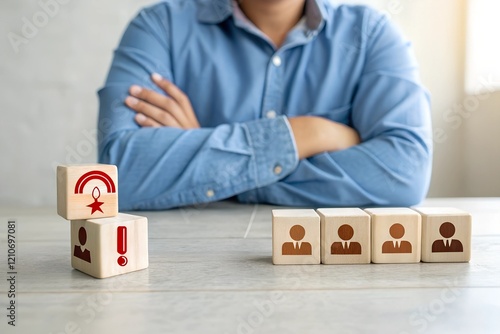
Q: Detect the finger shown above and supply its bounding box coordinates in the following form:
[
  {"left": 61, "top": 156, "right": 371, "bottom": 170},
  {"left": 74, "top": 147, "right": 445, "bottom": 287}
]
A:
[
  {"left": 125, "top": 96, "right": 182, "bottom": 128},
  {"left": 134, "top": 113, "right": 162, "bottom": 128},
  {"left": 154, "top": 76, "right": 199, "bottom": 127},
  {"left": 129, "top": 85, "right": 191, "bottom": 127},
  {"left": 151, "top": 73, "right": 200, "bottom": 128}
]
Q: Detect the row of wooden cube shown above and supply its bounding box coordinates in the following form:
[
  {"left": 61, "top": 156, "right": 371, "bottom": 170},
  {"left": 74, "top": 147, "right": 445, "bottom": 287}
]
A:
[
  {"left": 272, "top": 207, "right": 471, "bottom": 265},
  {"left": 56, "top": 164, "right": 148, "bottom": 279}
]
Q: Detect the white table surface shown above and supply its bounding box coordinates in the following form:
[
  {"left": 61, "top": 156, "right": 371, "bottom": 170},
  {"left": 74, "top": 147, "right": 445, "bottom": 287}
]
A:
[{"left": 0, "top": 198, "right": 499, "bottom": 334}]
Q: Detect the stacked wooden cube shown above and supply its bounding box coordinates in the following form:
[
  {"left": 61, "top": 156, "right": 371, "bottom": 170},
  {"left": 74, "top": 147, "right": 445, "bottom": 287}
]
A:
[
  {"left": 57, "top": 164, "right": 148, "bottom": 278},
  {"left": 272, "top": 207, "right": 471, "bottom": 265}
]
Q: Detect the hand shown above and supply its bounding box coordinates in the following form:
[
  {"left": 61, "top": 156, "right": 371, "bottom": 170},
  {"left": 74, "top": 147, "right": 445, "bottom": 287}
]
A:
[
  {"left": 288, "top": 116, "right": 360, "bottom": 159},
  {"left": 125, "top": 73, "right": 200, "bottom": 129}
]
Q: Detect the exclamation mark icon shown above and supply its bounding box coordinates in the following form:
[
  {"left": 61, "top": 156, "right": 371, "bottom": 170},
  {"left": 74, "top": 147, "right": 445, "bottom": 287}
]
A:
[{"left": 117, "top": 226, "right": 128, "bottom": 266}]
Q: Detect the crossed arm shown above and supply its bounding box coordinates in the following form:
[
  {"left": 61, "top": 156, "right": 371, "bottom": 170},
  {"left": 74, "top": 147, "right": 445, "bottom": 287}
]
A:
[
  {"left": 98, "top": 7, "right": 432, "bottom": 210},
  {"left": 125, "top": 72, "right": 361, "bottom": 160}
]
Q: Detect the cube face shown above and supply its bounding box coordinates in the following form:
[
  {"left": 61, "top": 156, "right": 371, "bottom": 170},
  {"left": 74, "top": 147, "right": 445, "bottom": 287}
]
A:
[
  {"left": 71, "top": 213, "right": 149, "bottom": 278},
  {"left": 272, "top": 210, "right": 320, "bottom": 265},
  {"left": 414, "top": 207, "right": 471, "bottom": 263},
  {"left": 365, "top": 208, "right": 421, "bottom": 263},
  {"left": 317, "top": 208, "right": 371, "bottom": 264},
  {"left": 57, "top": 164, "right": 118, "bottom": 220}
]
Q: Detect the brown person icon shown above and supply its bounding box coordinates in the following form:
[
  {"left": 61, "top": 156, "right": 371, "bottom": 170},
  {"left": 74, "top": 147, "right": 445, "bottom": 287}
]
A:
[
  {"left": 432, "top": 222, "right": 463, "bottom": 252},
  {"left": 74, "top": 227, "right": 92, "bottom": 263},
  {"left": 282, "top": 225, "right": 312, "bottom": 255},
  {"left": 331, "top": 224, "right": 362, "bottom": 255},
  {"left": 382, "top": 223, "right": 412, "bottom": 253}
]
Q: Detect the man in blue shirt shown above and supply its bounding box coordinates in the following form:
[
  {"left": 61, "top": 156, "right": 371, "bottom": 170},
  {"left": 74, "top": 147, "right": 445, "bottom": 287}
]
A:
[{"left": 98, "top": 0, "right": 432, "bottom": 210}]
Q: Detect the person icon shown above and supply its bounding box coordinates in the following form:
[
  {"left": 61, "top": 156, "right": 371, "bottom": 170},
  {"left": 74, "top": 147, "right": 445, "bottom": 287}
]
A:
[
  {"left": 432, "top": 222, "right": 463, "bottom": 252},
  {"left": 74, "top": 227, "right": 91, "bottom": 263},
  {"left": 331, "top": 224, "right": 362, "bottom": 255},
  {"left": 382, "top": 223, "right": 412, "bottom": 253},
  {"left": 282, "top": 225, "right": 312, "bottom": 255}
]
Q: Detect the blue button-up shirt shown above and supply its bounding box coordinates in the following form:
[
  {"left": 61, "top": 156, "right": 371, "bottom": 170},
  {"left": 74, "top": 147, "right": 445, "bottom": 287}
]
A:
[{"left": 98, "top": 0, "right": 432, "bottom": 210}]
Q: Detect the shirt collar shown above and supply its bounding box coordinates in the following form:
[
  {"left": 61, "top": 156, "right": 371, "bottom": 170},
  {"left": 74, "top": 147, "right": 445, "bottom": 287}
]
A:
[{"left": 196, "top": 0, "right": 328, "bottom": 30}]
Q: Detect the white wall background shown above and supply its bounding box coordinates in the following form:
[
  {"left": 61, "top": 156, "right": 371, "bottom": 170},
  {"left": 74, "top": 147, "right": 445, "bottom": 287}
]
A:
[{"left": 0, "top": 0, "right": 499, "bottom": 207}]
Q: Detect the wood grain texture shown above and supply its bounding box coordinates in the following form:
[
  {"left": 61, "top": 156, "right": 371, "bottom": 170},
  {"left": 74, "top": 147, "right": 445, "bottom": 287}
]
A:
[
  {"left": 364, "top": 208, "right": 422, "bottom": 264},
  {"left": 71, "top": 213, "right": 149, "bottom": 278},
  {"left": 414, "top": 207, "right": 472, "bottom": 262},
  {"left": 7, "top": 289, "right": 500, "bottom": 334},
  {"left": 272, "top": 209, "right": 320, "bottom": 265},
  {"left": 0, "top": 199, "right": 499, "bottom": 334},
  {"left": 57, "top": 164, "right": 118, "bottom": 220},
  {"left": 317, "top": 208, "right": 371, "bottom": 264}
]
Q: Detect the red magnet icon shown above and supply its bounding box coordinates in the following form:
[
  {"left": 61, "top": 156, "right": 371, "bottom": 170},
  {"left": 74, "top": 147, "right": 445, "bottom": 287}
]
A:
[
  {"left": 117, "top": 226, "right": 128, "bottom": 266},
  {"left": 74, "top": 170, "right": 116, "bottom": 215}
]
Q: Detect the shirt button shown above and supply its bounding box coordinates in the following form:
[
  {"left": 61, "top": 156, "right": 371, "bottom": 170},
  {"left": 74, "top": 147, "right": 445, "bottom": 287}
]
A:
[
  {"left": 274, "top": 165, "right": 283, "bottom": 175},
  {"left": 272, "top": 55, "right": 282, "bottom": 67},
  {"left": 266, "top": 110, "right": 277, "bottom": 119},
  {"left": 206, "top": 189, "right": 215, "bottom": 198}
]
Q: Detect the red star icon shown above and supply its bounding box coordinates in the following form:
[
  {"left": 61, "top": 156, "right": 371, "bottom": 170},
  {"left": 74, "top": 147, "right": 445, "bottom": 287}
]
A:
[
  {"left": 87, "top": 200, "right": 104, "bottom": 214},
  {"left": 87, "top": 186, "right": 105, "bottom": 214}
]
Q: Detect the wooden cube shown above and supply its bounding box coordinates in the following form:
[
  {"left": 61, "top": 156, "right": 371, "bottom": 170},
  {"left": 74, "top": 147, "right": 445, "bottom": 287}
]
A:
[
  {"left": 71, "top": 213, "right": 148, "bottom": 278},
  {"left": 364, "top": 208, "right": 421, "bottom": 264},
  {"left": 413, "top": 207, "right": 471, "bottom": 262},
  {"left": 57, "top": 164, "right": 118, "bottom": 220},
  {"left": 272, "top": 209, "right": 320, "bottom": 265},
  {"left": 317, "top": 208, "right": 371, "bottom": 264}
]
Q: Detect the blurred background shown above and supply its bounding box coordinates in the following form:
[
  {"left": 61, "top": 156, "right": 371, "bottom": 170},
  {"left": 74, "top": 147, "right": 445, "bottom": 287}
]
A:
[{"left": 1, "top": 0, "right": 499, "bottom": 207}]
